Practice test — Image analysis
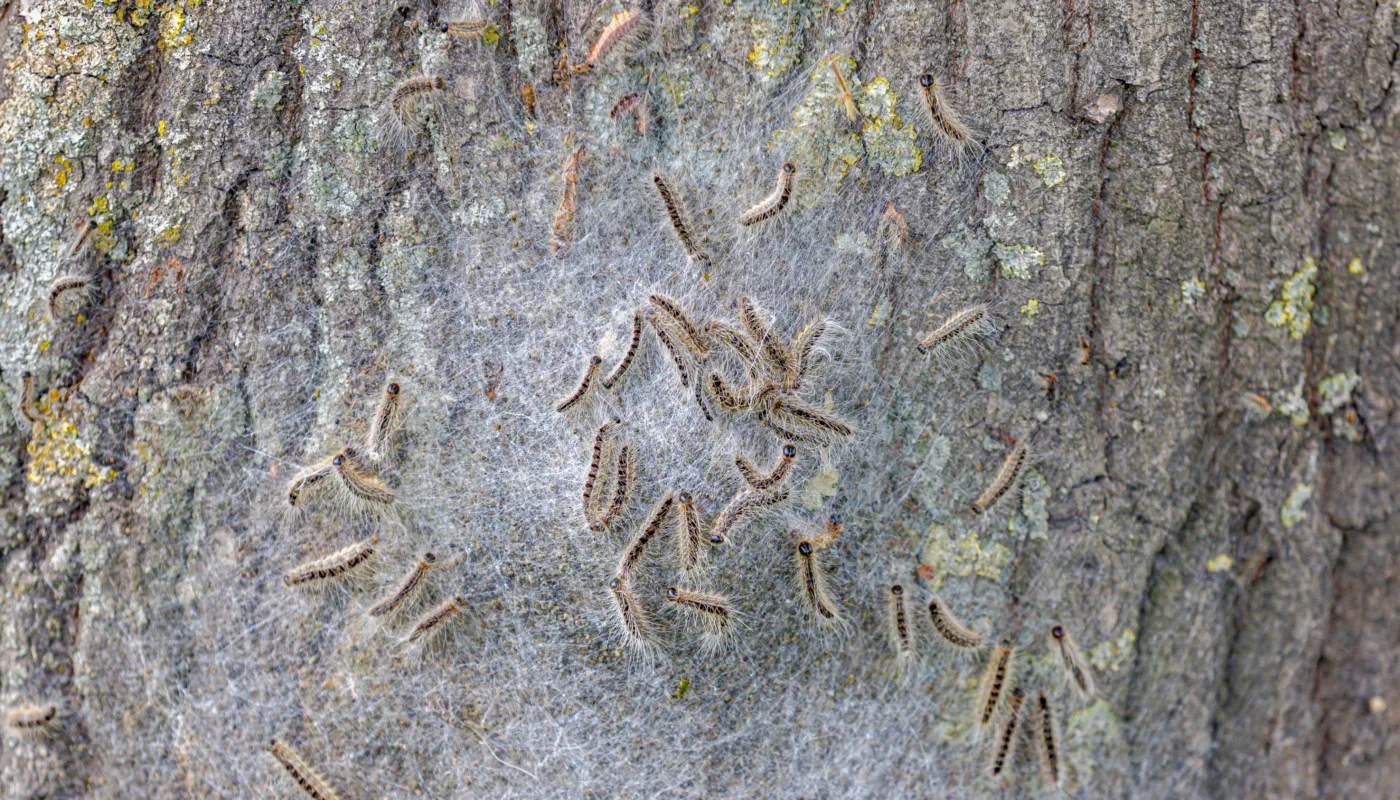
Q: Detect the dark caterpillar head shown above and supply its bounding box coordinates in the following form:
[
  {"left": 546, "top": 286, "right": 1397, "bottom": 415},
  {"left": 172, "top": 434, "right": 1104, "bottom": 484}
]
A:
[
  {"left": 423, "top": 552, "right": 437, "bottom": 564},
  {"left": 608, "top": 576, "right": 624, "bottom": 591},
  {"left": 665, "top": 587, "right": 680, "bottom": 600},
  {"left": 919, "top": 73, "right": 934, "bottom": 88},
  {"left": 678, "top": 491, "right": 693, "bottom": 504},
  {"left": 782, "top": 444, "right": 796, "bottom": 458},
  {"left": 589, "top": 354, "right": 602, "bottom": 365},
  {"left": 798, "top": 541, "right": 813, "bottom": 556},
  {"left": 782, "top": 162, "right": 796, "bottom": 175},
  {"left": 890, "top": 584, "right": 904, "bottom": 596},
  {"left": 387, "top": 382, "right": 400, "bottom": 395},
  {"left": 433, "top": 76, "right": 446, "bottom": 90},
  {"left": 1051, "top": 625, "right": 1065, "bottom": 640}
]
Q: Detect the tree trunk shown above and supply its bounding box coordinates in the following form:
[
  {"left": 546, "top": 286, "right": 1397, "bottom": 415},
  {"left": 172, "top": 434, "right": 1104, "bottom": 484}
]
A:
[{"left": 1, "top": 0, "right": 1396, "bottom": 797}]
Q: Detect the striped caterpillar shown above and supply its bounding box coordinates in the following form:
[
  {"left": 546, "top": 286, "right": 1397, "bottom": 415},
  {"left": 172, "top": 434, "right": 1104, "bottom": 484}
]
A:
[
  {"left": 675, "top": 491, "right": 705, "bottom": 573},
  {"left": 737, "top": 296, "right": 790, "bottom": 375},
  {"left": 651, "top": 319, "right": 692, "bottom": 388},
  {"left": 1050, "top": 623, "right": 1097, "bottom": 700},
  {"left": 792, "top": 535, "right": 843, "bottom": 628},
  {"left": 4, "top": 703, "right": 59, "bottom": 739},
  {"left": 611, "top": 92, "right": 649, "bottom": 133},
  {"left": 734, "top": 444, "right": 796, "bottom": 491},
  {"left": 601, "top": 310, "right": 643, "bottom": 389},
  {"left": 887, "top": 584, "right": 916, "bottom": 678},
  {"left": 386, "top": 75, "right": 445, "bottom": 136},
  {"left": 268, "top": 738, "right": 341, "bottom": 800},
  {"left": 332, "top": 447, "right": 397, "bottom": 509},
  {"left": 652, "top": 173, "right": 710, "bottom": 265},
  {"left": 551, "top": 144, "right": 585, "bottom": 253},
  {"left": 586, "top": 9, "right": 649, "bottom": 67},
  {"left": 988, "top": 686, "right": 1026, "bottom": 778},
  {"left": 971, "top": 440, "right": 1028, "bottom": 517},
  {"left": 927, "top": 596, "right": 985, "bottom": 651},
  {"left": 405, "top": 594, "right": 468, "bottom": 647},
  {"left": 1035, "top": 689, "right": 1061, "bottom": 786},
  {"left": 693, "top": 370, "right": 714, "bottom": 421},
  {"left": 47, "top": 274, "right": 91, "bottom": 322},
  {"left": 364, "top": 380, "right": 405, "bottom": 460},
  {"left": 590, "top": 442, "right": 634, "bottom": 531},
  {"left": 975, "top": 639, "right": 1016, "bottom": 727},
  {"left": 784, "top": 317, "right": 828, "bottom": 391},
  {"left": 18, "top": 371, "right": 41, "bottom": 424},
  {"left": 917, "top": 73, "right": 977, "bottom": 149},
  {"left": 581, "top": 419, "right": 623, "bottom": 519},
  {"left": 284, "top": 537, "right": 378, "bottom": 590},
  {"left": 665, "top": 586, "right": 733, "bottom": 651},
  {"left": 556, "top": 354, "right": 601, "bottom": 413},
  {"left": 708, "top": 373, "right": 747, "bottom": 411},
  {"left": 440, "top": 19, "right": 489, "bottom": 39},
  {"left": 286, "top": 457, "right": 334, "bottom": 508},
  {"left": 710, "top": 486, "right": 787, "bottom": 544},
  {"left": 739, "top": 162, "right": 796, "bottom": 226},
  {"left": 754, "top": 385, "right": 854, "bottom": 444},
  {"left": 367, "top": 552, "right": 436, "bottom": 618},
  {"left": 607, "top": 575, "right": 659, "bottom": 656},
  {"left": 64, "top": 219, "right": 97, "bottom": 260},
  {"left": 809, "top": 513, "right": 843, "bottom": 550},
  {"left": 916, "top": 304, "right": 995, "bottom": 362},
  {"left": 616, "top": 493, "right": 674, "bottom": 579},
  {"left": 648, "top": 294, "right": 709, "bottom": 358}
]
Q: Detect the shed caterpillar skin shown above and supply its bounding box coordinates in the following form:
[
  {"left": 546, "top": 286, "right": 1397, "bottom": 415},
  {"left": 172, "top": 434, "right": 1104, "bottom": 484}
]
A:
[
  {"left": 756, "top": 387, "right": 854, "bottom": 444},
  {"left": 285, "top": 537, "right": 379, "bottom": 590},
  {"left": 607, "top": 575, "right": 659, "bottom": 656},
  {"left": 1035, "top": 689, "right": 1061, "bottom": 786},
  {"left": 988, "top": 686, "right": 1026, "bottom": 778},
  {"left": 268, "top": 738, "right": 341, "bottom": 800},
  {"left": 971, "top": 440, "right": 1028, "bottom": 517},
  {"left": 602, "top": 311, "right": 643, "bottom": 389},
  {"left": 916, "top": 304, "right": 995, "bottom": 361},
  {"left": 792, "top": 536, "right": 843, "bottom": 628},
  {"left": 520, "top": 82, "right": 536, "bottom": 118},
  {"left": 556, "top": 354, "right": 602, "bottom": 413},
  {"left": 64, "top": 219, "right": 97, "bottom": 260},
  {"left": 738, "top": 162, "right": 796, "bottom": 226},
  {"left": 652, "top": 173, "right": 711, "bottom": 265},
  {"left": 710, "top": 486, "right": 788, "bottom": 544},
  {"left": 387, "top": 75, "right": 445, "bottom": 136},
  {"left": 737, "top": 296, "right": 790, "bottom": 375},
  {"left": 364, "top": 381, "right": 405, "bottom": 460},
  {"left": 4, "top": 703, "right": 59, "bottom": 739},
  {"left": 332, "top": 447, "right": 397, "bottom": 508},
  {"left": 612, "top": 92, "right": 642, "bottom": 120},
  {"left": 586, "top": 9, "right": 648, "bottom": 67},
  {"left": 918, "top": 73, "right": 977, "bottom": 149},
  {"left": 783, "top": 317, "right": 827, "bottom": 391},
  {"left": 887, "top": 584, "right": 916, "bottom": 678},
  {"left": 286, "top": 457, "right": 335, "bottom": 508},
  {"left": 551, "top": 144, "right": 585, "bottom": 253},
  {"left": 826, "top": 56, "right": 857, "bottom": 123},
  {"left": 927, "top": 596, "right": 985, "bottom": 651},
  {"left": 591, "top": 443, "right": 634, "bottom": 531},
  {"left": 405, "top": 594, "right": 468, "bottom": 647},
  {"left": 675, "top": 491, "right": 705, "bottom": 573},
  {"left": 665, "top": 586, "right": 734, "bottom": 651},
  {"left": 735, "top": 444, "right": 796, "bottom": 491},
  {"left": 651, "top": 319, "right": 692, "bottom": 388},
  {"left": 809, "top": 513, "right": 843, "bottom": 550},
  {"left": 18, "top": 371, "right": 41, "bottom": 424},
  {"left": 1050, "top": 623, "right": 1097, "bottom": 700},
  {"left": 648, "top": 294, "right": 709, "bottom": 358},
  {"left": 367, "top": 552, "right": 436, "bottom": 618},
  {"left": 616, "top": 493, "right": 674, "bottom": 579},
  {"left": 975, "top": 639, "right": 1017, "bottom": 727},
  {"left": 876, "top": 202, "right": 909, "bottom": 268},
  {"left": 582, "top": 419, "right": 623, "bottom": 519},
  {"left": 440, "top": 19, "right": 489, "bottom": 38},
  {"left": 47, "top": 274, "right": 91, "bottom": 322}
]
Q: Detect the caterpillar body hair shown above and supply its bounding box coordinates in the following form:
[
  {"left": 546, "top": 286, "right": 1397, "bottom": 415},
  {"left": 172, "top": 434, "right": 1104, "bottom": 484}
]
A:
[
  {"left": 784, "top": 317, "right": 828, "bottom": 390},
  {"left": 887, "top": 584, "right": 916, "bottom": 678},
  {"left": 551, "top": 144, "right": 585, "bottom": 253},
  {"left": 582, "top": 419, "right": 623, "bottom": 518},
  {"left": 285, "top": 537, "right": 379, "bottom": 590},
  {"left": 607, "top": 575, "right": 659, "bottom": 656},
  {"left": 809, "top": 513, "right": 843, "bottom": 550},
  {"left": 710, "top": 486, "right": 788, "bottom": 544},
  {"left": 4, "top": 703, "right": 59, "bottom": 739},
  {"left": 364, "top": 380, "right": 405, "bottom": 460},
  {"left": 332, "top": 447, "right": 397, "bottom": 508},
  {"left": 876, "top": 202, "right": 909, "bottom": 267},
  {"left": 918, "top": 73, "right": 977, "bottom": 149},
  {"left": 591, "top": 443, "right": 635, "bottom": 531},
  {"left": 652, "top": 173, "right": 711, "bottom": 265},
  {"left": 665, "top": 586, "right": 734, "bottom": 651},
  {"left": 602, "top": 311, "right": 643, "bottom": 389},
  {"left": 988, "top": 686, "right": 1026, "bottom": 778},
  {"left": 693, "top": 371, "right": 714, "bottom": 421},
  {"left": 586, "top": 9, "right": 648, "bottom": 67},
  {"left": 651, "top": 319, "right": 692, "bottom": 388},
  {"left": 927, "top": 596, "right": 985, "bottom": 651},
  {"left": 708, "top": 372, "right": 747, "bottom": 411},
  {"left": 520, "top": 82, "right": 536, "bottom": 117},
  {"left": 975, "top": 639, "right": 1017, "bottom": 727},
  {"left": 18, "top": 371, "right": 41, "bottom": 424},
  {"left": 971, "top": 440, "right": 1028, "bottom": 517},
  {"left": 759, "top": 391, "right": 854, "bottom": 443},
  {"left": 616, "top": 492, "right": 674, "bottom": 579},
  {"left": 405, "top": 594, "right": 468, "bottom": 646},
  {"left": 64, "top": 219, "right": 97, "bottom": 260},
  {"left": 706, "top": 319, "right": 761, "bottom": 368},
  {"left": 916, "top": 304, "right": 995, "bottom": 360},
  {"left": 367, "top": 552, "right": 436, "bottom": 618},
  {"left": 440, "top": 19, "right": 489, "bottom": 38},
  {"left": 737, "top": 296, "right": 791, "bottom": 375},
  {"left": 556, "top": 354, "right": 602, "bottom": 413},
  {"left": 1035, "top": 689, "right": 1061, "bottom": 786},
  {"left": 737, "top": 444, "right": 797, "bottom": 491},
  {"left": 47, "top": 274, "right": 91, "bottom": 322},
  {"left": 386, "top": 74, "right": 446, "bottom": 136},
  {"left": 268, "top": 738, "right": 341, "bottom": 800},
  {"left": 793, "top": 537, "right": 843, "bottom": 628},
  {"left": 612, "top": 92, "right": 642, "bottom": 120},
  {"left": 675, "top": 491, "right": 705, "bottom": 573},
  {"left": 738, "top": 162, "right": 796, "bottom": 226},
  {"left": 1049, "top": 623, "right": 1097, "bottom": 700},
  {"left": 286, "top": 457, "right": 335, "bottom": 507},
  {"left": 647, "top": 294, "right": 709, "bottom": 358}
]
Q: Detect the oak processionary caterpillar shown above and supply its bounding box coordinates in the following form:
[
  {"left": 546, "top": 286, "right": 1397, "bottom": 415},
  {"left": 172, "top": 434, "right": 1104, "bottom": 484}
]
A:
[
  {"left": 1035, "top": 689, "right": 1061, "bottom": 786},
  {"left": 367, "top": 552, "right": 436, "bottom": 618},
  {"left": 927, "top": 596, "right": 985, "bottom": 651},
  {"left": 284, "top": 537, "right": 379, "bottom": 590},
  {"left": 4, "top": 703, "right": 59, "bottom": 739},
  {"left": 601, "top": 311, "right": 643, "bottom": 389},
  {"left": 887, "top": 584, "right": 916, "bottom": 678},
  {"left": 675, "top": 491, "right": 705, "bottom": 573},
  {"left": 591, "top": 443, "right": 634, "bottom": 531},
  {"left": 710, "top": 486, "right": 787, "bottom": 544},
  {"left": 405, "top": 594, "right": 468, "bottom": 647},
  {"left": 975, "top": 639, "right": 1016, "bottom": 727},
  {"left": 332, "top": 447, "right": 398, "bottom": 509},
  {"left": 738, "top": 162, "right": 796, "bottom": 226},
  {"left": 793, "top": 534, "right": 842, "bottom": 628},
  {"left": 616, "top": 493, "right": 674, "bottom": 578},
  {"left": 440, "top": 19, "right": 489, "bottom": 39},
  {"left": 735, "top": 443, "right": 796, "bottom": 491},
  {"left": 971, "top": 440, "right": 1028, "bottom": 517},
  {"left": 556, "top": 354, "right": 602, "bottom": 413},
  {"left": 18, "top": 371, "right": 41, "bottom": 424},
  {"left": 582, "top": 419, "right": 623, "bottom": 517},
  {"left": 551, "top": 144, "right": 585, "bottom": 253},
  {"left": 607, "top": 575, "right": 658, "bottom": 656},
  {"left": 988, "top": 686, "right": 1026, "bottom": 778},
  {"left": 665, "top": 586, "right": 734, "bottom": 651},
  {"left": 648, "top": 294, "right": 709, "bottom": 359},
  {"left": 286, "top": 457, "right": 334, "bottom": 507},
  {"left": 652, "top": 172, "right": 710, "bottom": 265},
  {"left": 385, "top": 75, "right": 446, "bottom": 138},
  {"left": 918, "top": 73, "right": 977, "bottom": 150},
  {"left": 586, "top": 9, "right": 648, "bottom": 68},
  {"left": 364, "top": 380, "right": 405, "bottom": 460},
  {"left": 1050, "top": 623, "right": 1097, "bottom": 700},
  {"left": 47, "top": 274, "right": 91, "bottom": 322},
  {"left": 268, "top": 738, "right": 341, "bottom": 800},
  {"left": 916, "top": 304, "right": 995, "bottom": 362}
]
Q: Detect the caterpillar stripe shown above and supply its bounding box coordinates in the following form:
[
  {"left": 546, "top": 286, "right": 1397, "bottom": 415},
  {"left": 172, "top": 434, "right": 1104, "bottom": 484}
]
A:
[
  {"left": 927, "top": 596, "right": 984, "bottom": 650},
  {"left": 652, "top": 173, "right": 710, "bottom": 265},
  {"left": 601, "top": 311, "right": 643, "bottom": 389},
  {"left": 268, "top": 738, "right": 341, "bottom": 800},
  {"left": 738, "top": 162, "right": 796, "bottom": 226},
  {"left": 556, "top": 354, "right": 601, "bottom": 413},
  {"left": 367, "top": 552, "right": 436, "bottom": 618},
  {"left": 971, "top": 441, "right": 1027, "bottom": 516}
]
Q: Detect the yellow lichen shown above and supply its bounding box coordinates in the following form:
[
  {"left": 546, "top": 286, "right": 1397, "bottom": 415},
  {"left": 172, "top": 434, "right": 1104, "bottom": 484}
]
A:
[
  {"left": 1264, "top": 256, "right": 1317, "bottom": 339},
  {"left": 1206, "top": 554, "right": 1233, "bottom": 573},
  {"left": 919, "top": 525, "right": 1014, "bottom": 587},
  {"left": 1032, "top": 155, "right": 1066, "bottom": 187}
]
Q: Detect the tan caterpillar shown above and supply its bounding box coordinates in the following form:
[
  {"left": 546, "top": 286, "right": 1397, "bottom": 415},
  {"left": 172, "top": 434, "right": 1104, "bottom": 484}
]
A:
[
  {"left": 971, "top": 440, "right": 1027, "bottom": 517},
  {"left": 367, "top": 552, "right": 436, "bottom": 618},
  {"left": 739, "top": 162, "right": 796, "bottom": 226},
  {"left": 268, "top": 738, "right": 341, "bottom": 800},
  {"left": 284, "top": 537, "right": 379, "bottom": 590}
]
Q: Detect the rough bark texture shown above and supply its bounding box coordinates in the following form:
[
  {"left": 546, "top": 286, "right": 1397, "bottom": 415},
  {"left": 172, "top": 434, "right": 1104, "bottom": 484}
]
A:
[{"left": 1, "top": 1, "right": 1397, "bottom": 798}]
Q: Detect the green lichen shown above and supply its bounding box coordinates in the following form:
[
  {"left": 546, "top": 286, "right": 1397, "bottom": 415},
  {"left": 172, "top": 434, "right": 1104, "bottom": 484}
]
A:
[
  {"left": 977, "top": 362, "right": 1001, "bottom": 392},
  {"left": 857, "top": 78, "right": 922, "bottom": 177},
  {"left": 1327, "top": 130, "right": 1346, "bottom": 151},
  {"left": 1088, "top": 629, "right": 1135, "bottom": 673},
  {"left": 939, "top": 225, "right": 993, "bottom": 282},
  {"left": 993, "top": 242, "right": 1044, "bottom": 280},
  {"left": 1264, "top": 256, "right": 1317, "bottom": 339},
  {"left": 1275, "top": 375, "right": 1310, "bottom": 425},
  {"left": 1067, "top": 699, "right": 1121, "bottom": 788},
  {"left": 26, "top": 401, "right": 118, "bottom": 491},
  {"left": 1032, "top": 155, "right": 1066, "bottom": 187},
  {"left": 1281, "top": 483, "right": 1312, "bottom": 529},
  {"left": 250, "top": 70, "right": 287, "bottom": 110},
  {"left": 1206, "top": 553, "right": 1233, "bottom": 573},
  {"left": 1348, "top": 256, "right": 1365, "bottom": 274},
  {"left": 1181, "top": 276, "right": 1205, "bottom": 308},
  {"left": 1318, "top": 371, "right": 1360, "bottom": 415},
  {"left": 510, "top": 12, "right": 545, "bottom": 81},
  {"left": 746, "top": 4, "right": 807, "bottom": 82},
  {"left": 918, "top": 525, "right": 1013, "bottom": 587},
  {"left": 1019, "top": 298, "right": 1041, "bottom": 318},
  {"left": 982, "top": 171, "right": 1009, "bottom": 206}
]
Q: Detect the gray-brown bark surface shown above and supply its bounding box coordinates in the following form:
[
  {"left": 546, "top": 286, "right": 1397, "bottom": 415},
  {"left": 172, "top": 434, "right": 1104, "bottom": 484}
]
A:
[{"left": 0, "top": 0, "right": 1396, "bottom": 798}]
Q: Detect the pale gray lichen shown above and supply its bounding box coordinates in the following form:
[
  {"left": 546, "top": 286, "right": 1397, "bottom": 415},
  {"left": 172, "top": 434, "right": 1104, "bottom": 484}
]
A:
[
  {"left": 1281, "top": 483, "right": 1313, "bottom": 529},
  {"left": 1274, "top": 375, "right": 1310, "bottom": 426},
  {"left": 993, "top": 242, "right": 1045, "bottom": 280},
  {"left": 982, "top": 171, "right": 1010, "bottom": 206},
  {"left": 1318, "top": 372, "right": 1360, "bottom": 415},
  {"left": 250, "top": 70, "right": 287, "bottom": 110},
  {"left": 1181, "top": 277, "right": 1206, "bottom": 308},
  {"left": 940, "top": 225, "right": 994, "bottom": 282},
  {"left": 977, "top": 362, "right": 1001, "bottom": 392},
  {"left": 510, "top": 12, "right": 546, "bottom": 81}
]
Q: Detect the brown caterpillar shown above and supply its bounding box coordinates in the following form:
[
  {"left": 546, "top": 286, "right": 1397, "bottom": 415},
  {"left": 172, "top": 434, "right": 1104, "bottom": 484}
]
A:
[
  {"left": 918, "top": 73, "right": 976, "bottom": 148},
  {"left": 520, "top": 82, "right": 536, "bottom": 117},
  {"left": 710, "top": 486, "right": 787, "bottom": 544},
  {"left": 917, "top": 304, "right": 995, "bottom": 361},
  {"left": 693, "top": 371, "right": 714, "bottom": 421},
  {"left": 988, "top": 686, "right": 1026, "bottom": 778},
  {"left": 64, "top": 219, "right": 97, "bottom": 260},
  {"left": 793, "top": 536, "right": 842, "bottom": 627},
  {"left": 388, "top": 75, "right": 446, "bottom": 134},
  {"left": 738, "top": 162, "right": 796, "bottom": 226},
  {"left": 405, "top": 594, "right": 467, "bottom": 646},
  {"left": 602, "top": 310, "right": 643, "bottom": 389},
  {"left": 927, "top": 596, "right": 985, "bottom": 651},
  {"left": 607, "top": 575, "right": 658, "bottom": 656},
  {"left": 737, "top": 296, "right": 790, "bottom": 374},
  {"left": 1035, "top": 689, "right": 1061, "bottom": 786},
  {"left": 551, "top": 144, "right": 585, "bottom": 253},
  {"left": 652, "top": 173, "right": 710, "bottom": 265},
  {"left": 367, "top": 552, "right": 436, "bottom": 618},
  {"left": 976, "top": 639, "right": 1016, "bottom": 727},
  {"left": 675, "top": 491, "right": 704, "bottom": 573},
  {"left": 286, "top": 457, "right": 335, "bottom": 507},
  {"left": 971, "top": 441, "right": 1028, "bottom": 517},
  {"left": 268, "top": 738, "right": 341, "bottom": 800},
  {"left": 586, "top": 9, "right": 648, "bottom": 67},
  {"left": 18, "top": 371, "right": 41, "bottom": 424},
  {"left": 591, "top": 443, "right": 634, "bottom": 531},
  {"left": 735, "top": 444, "right": 796, "bottom": 491},
  {"left": 1050, "top": 623, "right": 1097, "bottom": 700},
  {"left": 784, "top": 317, "right": 827, "bottom": 390},
  {"left": 758, "top": 390, "right": 854, "bottom": 443},
  {"left": 651, "top": 319, "right": 692, "bottom": 388},
  {"left": 4, "top": 703, "right": 59, "bottom": 739},
  {"left": 665, "top": 586, "right": 733, "bottom": 650},
  {"left": 582, "top": 419, "right": 623, "bottom": 519},
  {"left": 616, "top": 493, "right": 674, "bottom": 578},
  {"left": 47, "top": 275, "right": 90, "bottom": 322},
  {"left": 887, "top": 584, "right": 915, "bottom": 675},
  {"left": 648, "top": 294, "right": 709, "bottom": 358},
  {"left": 706, "top": 319, "right": 761, "bottom": 368},
  {"left": 708, "top": 373, "right": 747, "bottom": 411},
  {"left": 440, "top": 19, "right": 489, "bottom": 38},
  {"left": 364, "top": 380, "right": 405, "bottom": 460},
  {"left": 612, "top": 92, "right": 642, "bottom": 120},
  {"left": 285, "top": 537, "right": 379, "bottom": 590},
  {"left": 332, "top": 447, "right": 397, "bottom": 508},
  {"left": 556, "top": 354, "right": 602, "bottom": 413}
]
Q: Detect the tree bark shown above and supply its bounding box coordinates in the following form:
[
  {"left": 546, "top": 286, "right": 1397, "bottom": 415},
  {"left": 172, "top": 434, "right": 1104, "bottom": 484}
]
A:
[{"left": 1, "top": 0, "right": 1397, "bottom": 798}]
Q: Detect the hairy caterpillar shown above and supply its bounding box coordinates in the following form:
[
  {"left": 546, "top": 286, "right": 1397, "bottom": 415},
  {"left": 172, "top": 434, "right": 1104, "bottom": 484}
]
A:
[
  {"left": 738, "top": 162, "right": 796, "bottom": 226},
  {"left": 876, "top": 202, "right": 909, "bottom": 268},
  {"left": 616, "top": 493, "right": 674, "bottom": 579},
  {"left": 285, "top": 537, "right": 379, "bottom": 590},
  {"left": 47, "top": 274, "right": 91, "bottom": 322},
  {"left": 988, "top": 686, "right": 1026, "bottom": 778},
  {"left": 551, "top": 144, "right": 585, "bottom": 253},
  {"left": 18, "top": 371, "right": 41, "bottom": 424},
  {"left": 710, "top": 486, "right": 788, "bottom": 544},
  {"left": 64, "top": 218, "right": 97, "bottom": 260},
  {"left": 971, "top": 440, "right": 1028, "bottom": 517},
  {"left": 405, "top": 594, "right": 468, "bottom": 646},
  {"left": 602, "top": 311, "right": 643, "bottom": 389},
  {"left": 332, "top": 447, "right": 397, "bottom": 508},
  {"left": 367, "top": 552, "right": 436, "bottom": 618},
  {"left": 4, "top": 703, "right": 59, "bottom": 739},
  {"left": 582, "top": 419, "right": 623, "bottom": 519},
  {"left": 927, "top": 596, "right": 985, "bottom": 651},
  {"left": 675, "top": 491, "right": 704, "bottom": 573},
  {"left": 887, "top": 584, "right": 916, "bottom": 677},
  {"left": 916, "top": 304, "right": 995, "bottom": 360},
  {"left": 652, "top": 173, "right": 710, "bottom": 265},
  {"left": 440, "top": 19, "right": 489, "bottom": 38},
  {"left": 364, "top": 381, "right": 405, "bottom": 460},
  {"left": 793, "top": 536, "right": 842, "bottom": 627},
  {"left": 784, "top": 317, "right": 828, "bottom": 390},
  {"left": 286, "top": 457, "right": 335, "bottom": 508},
  {"left": 607, "top": 575, "right": 658, "bottom": 656},
  {"left": 918, "top": 73, "right": 977, "bottom": 148},
  {"left": 735, "top": 444, "right": 796, "bottom": 491},
  {"left": 648, "top": 294, "right": 709, "bottom": 358},
  {"left": 706, "top": 319, "right": 761, "bottom": 368},
  {"left": 1050, "top": 623, "right": 1097, "bottom": 700},
  {"left": 707, "top": 373, "right": 746, "bottom": 411},
  {"left": 1035, "top": 689, "right": 1061, "bottom": 786},
  {"left": 586, "top": 9, "right": 648, "bottom": 67},
  {"left": 976, "top": 639, "right": 1017, "bottom": 727},
  {"left": 556, "top": 354, "right": 602, "bottom": 413},
  {"left": 268, "top": 738, "right": 341, "bottom": 800},
  {"left": 692, "top": 371, "right": 714, "bottom": 421},
  {"left": 665, "top": 586, "right": 733, "bottom": 651},
  {"left": 756, "top": 388, "right": 854, "bottom": 443},
  {"left": 386, "top": 75, "right": 445, "bottom": 136},
  {"left": 612, "top": 92, "right": 642, "bottom": 120},
  {"left": 591, "top": 443, "right": 634, "bottom": 531},
  {"left": 737, "top": 296, "right": 790, "bottom": 375},
  {"left": 651, "top": 319, "right": 692, "bottom": 388}
]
